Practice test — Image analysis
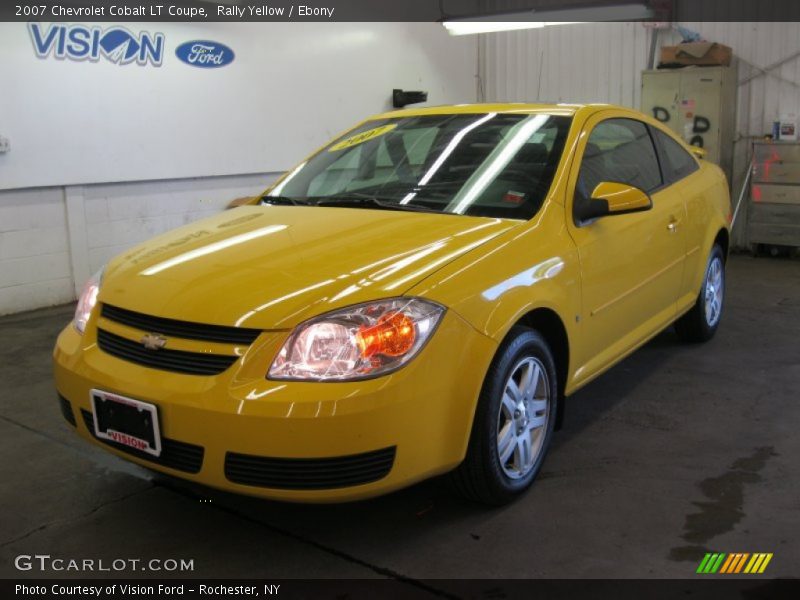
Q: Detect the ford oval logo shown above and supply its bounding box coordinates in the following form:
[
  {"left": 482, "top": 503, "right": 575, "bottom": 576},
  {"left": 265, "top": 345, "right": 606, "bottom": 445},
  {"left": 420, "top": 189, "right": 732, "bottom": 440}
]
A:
[{"left": 175, "top": 40, "right": 234, "bottom": 68}]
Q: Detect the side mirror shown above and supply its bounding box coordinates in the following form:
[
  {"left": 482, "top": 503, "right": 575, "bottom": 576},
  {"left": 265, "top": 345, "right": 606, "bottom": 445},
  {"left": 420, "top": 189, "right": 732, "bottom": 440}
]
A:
[
  {"left": 690, "top": 146, "right": 707, "bottom": 160},
  {"left": 580, "top": 181, "right": 652, "bottom": 221}
]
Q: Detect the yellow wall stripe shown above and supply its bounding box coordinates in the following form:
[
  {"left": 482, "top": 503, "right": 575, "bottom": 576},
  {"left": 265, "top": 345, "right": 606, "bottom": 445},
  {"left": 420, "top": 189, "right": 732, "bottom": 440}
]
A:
[
  {"left": 758, "top": 553, "right": 773, "bottom": 574},
  {"left": 744, "top": 554, "right": 760, "bottom": 573}
]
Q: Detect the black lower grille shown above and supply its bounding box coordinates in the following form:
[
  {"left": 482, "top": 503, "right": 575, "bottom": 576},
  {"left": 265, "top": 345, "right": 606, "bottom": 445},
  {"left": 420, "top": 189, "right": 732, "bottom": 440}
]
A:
[
  {"left": 224, "top": 447, "right": 396, "bottom": 490},
  {"left": 58, "top": 394, "right": 76, "bottom": 427},
  {"left": 97, "top": 329, "right": 238, "bottom": 376},
  {"left": 81, "top": 410, "right": 204, "bottom": 474},
  {"left": 101, "top": 303, "right": 261, "bottom": 345}
]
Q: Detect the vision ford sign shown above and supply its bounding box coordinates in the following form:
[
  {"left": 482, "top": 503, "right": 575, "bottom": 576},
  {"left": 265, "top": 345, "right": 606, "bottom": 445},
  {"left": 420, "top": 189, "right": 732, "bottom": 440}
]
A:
[
  {"left": 28, "top": 24, "right": 164, "bottom": 67},
  {"left": 175, "top": 41, "right": 235, "bottom": 68}
]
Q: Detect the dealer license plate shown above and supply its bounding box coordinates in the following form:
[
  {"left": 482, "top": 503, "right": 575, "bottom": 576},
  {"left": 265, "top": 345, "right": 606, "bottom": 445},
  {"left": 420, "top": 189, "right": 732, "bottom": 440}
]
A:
[{"left": 91, "top": 389, "right": 162, "bottom": 457}]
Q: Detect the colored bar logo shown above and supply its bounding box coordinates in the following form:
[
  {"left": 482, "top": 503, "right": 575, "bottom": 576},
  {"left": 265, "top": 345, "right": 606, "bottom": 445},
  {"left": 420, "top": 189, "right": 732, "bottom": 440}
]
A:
[{"left": 697, "top": 552, "right": 773, "bottom": 574}]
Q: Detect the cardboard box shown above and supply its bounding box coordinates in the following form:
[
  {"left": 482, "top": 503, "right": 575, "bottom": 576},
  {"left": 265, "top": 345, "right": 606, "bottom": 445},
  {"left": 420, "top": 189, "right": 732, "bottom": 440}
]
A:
[{"left": 660, "top": 42, "right": 733, "bottom": 66}]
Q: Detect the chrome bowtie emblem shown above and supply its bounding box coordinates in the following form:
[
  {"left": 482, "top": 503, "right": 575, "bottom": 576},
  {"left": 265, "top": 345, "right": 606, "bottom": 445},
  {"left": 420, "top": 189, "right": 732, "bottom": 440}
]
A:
[{"left": 140, "top": 333, "right": 167, "bottom": 351}]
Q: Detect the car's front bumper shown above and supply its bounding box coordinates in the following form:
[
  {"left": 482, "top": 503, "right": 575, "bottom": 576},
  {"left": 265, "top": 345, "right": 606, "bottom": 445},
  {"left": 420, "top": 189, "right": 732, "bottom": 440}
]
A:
[{"left": 53, "top": 309, "right": 496, "bottom": 502}]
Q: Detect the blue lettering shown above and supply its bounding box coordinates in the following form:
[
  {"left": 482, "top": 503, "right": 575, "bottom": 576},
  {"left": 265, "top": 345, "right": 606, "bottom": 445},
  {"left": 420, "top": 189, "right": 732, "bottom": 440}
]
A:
[
  {"left": 175, "top": 40, "right": 235, "bottom": 69},
  {"left": 28, "top": 23, "right": 60, "bottom": 57},
  {"left": 139, "top": 34, "right": 164, "bottom": 66},
  {"left": 55, "top": 26, "right": 67, "bottom": 57},
  {"left": 91, "top": 29, "right": 101, "bottom": 59},
  {"left": 67, "top": 28, "right": 91, "bottom": 58},
  {"left": 29, "top": 24, "right": 164, "bottom": 67}
]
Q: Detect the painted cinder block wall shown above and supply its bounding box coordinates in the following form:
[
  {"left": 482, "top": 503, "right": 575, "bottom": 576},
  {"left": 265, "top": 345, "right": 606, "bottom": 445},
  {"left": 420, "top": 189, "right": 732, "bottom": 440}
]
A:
[{"left": 0, "top": 174, "right": 277, "bottom": 315}]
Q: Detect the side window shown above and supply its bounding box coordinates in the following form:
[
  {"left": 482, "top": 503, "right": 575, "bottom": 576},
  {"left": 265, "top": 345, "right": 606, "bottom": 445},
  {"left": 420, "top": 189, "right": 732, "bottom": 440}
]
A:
[
  {"left": 653, "top": 128, "right": 699, "bottom": 182},
  {"left": 576, "top": 118, "right": 662, "bottom": 203}
]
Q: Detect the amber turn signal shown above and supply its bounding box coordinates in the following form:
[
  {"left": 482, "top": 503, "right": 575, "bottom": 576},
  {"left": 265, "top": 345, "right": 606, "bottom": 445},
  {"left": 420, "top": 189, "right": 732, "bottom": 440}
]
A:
[{"left": 356, "top": 312, "right": 416, "bottom": 358}]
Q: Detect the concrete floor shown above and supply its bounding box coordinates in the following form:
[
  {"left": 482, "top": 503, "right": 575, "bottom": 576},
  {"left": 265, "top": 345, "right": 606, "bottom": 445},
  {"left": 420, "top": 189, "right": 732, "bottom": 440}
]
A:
[{"left": 1, "top": 255, "right": 798, "bottom": 584}]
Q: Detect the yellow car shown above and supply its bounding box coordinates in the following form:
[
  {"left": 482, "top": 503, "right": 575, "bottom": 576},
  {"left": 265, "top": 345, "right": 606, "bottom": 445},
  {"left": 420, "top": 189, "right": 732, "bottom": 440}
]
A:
[{"left": 54, "top": 103, "right": 731, "bottom": 504}]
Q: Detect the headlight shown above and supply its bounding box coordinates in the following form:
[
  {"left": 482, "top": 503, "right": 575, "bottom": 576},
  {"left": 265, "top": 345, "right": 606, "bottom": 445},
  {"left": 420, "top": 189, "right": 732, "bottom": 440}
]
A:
[
  {"left": 268, "top": 298, "right": 445, "bottom": 381},
  {"left": 74, "top": 268, "right": 104, "bottom": 334}
]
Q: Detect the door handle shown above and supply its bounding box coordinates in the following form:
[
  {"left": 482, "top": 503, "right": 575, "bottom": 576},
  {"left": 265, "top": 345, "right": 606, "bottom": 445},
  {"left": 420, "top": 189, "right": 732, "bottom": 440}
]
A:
[{"left": 667, "top": 216, "right": 679, "bottom": 233}]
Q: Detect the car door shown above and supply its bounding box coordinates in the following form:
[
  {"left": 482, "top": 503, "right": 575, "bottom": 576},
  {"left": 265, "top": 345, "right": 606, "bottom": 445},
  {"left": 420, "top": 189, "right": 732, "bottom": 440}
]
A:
[
  {"left": 566, "top": 113, "right": 687, "bottom": 386},
  {"left": 650, "top": 125, "right": 707, "bottom": 310}
]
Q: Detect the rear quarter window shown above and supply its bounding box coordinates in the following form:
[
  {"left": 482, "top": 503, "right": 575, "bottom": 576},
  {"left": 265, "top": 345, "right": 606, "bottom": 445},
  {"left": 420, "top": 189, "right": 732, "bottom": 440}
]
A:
[{"left": 653, "top": 128, "right": 699, "bottom": 183}]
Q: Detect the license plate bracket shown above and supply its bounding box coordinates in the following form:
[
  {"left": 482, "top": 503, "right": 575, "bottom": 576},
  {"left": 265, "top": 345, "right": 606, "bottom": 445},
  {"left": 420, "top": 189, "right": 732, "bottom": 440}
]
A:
[{"left": 91, "top": 389, "right": 162, "bottom": 457}]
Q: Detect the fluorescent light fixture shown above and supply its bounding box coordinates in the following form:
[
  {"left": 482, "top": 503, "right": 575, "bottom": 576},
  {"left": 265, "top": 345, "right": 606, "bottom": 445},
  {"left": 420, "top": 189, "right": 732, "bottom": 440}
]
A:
[
  {"left": 444, "top": 21, "right": 546, "bottom": 35},
  {"left": 443, "top": 3, "right": 654, "bottom": 36},
  {"left": 444, "top": 21, "right": 578, "bottom": 35}
]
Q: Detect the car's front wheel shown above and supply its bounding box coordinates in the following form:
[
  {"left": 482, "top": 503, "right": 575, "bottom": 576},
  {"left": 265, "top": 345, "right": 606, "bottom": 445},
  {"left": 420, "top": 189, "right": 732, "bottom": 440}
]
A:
[
  {"left": 450, "top": 327, "right": 557, "bottom": 505},
  {"left": 675, "top": 244, "right": 725, "bottom": 343}
]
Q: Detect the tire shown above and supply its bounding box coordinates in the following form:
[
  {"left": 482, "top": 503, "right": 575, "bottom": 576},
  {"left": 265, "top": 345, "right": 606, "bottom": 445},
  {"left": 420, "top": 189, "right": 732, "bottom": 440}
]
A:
[
  {"left": 450, "top": 327, "right": 558, "bottom": 505},
  {"left": 675, "top": 244, "right": 725, "bottom": 343}
]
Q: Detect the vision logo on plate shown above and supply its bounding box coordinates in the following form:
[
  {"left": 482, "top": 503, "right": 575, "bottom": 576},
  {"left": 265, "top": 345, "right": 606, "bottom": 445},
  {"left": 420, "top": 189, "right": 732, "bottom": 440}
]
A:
[{"left": 175, "top": 40, "right": 235, "bottom": 68}]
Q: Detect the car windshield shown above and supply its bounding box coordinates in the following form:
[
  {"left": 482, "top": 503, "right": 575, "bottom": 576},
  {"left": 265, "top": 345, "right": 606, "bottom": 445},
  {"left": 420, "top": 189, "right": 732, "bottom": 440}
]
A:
[{"left": 262, "top": 113, "right": 572, "bottom": 220}]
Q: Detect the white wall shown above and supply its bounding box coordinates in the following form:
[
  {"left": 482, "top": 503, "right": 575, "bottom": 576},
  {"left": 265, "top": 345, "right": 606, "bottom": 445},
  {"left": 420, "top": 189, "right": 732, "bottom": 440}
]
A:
[
  {"left": 481, "top": 22, "right": 800, "bottom": 246},
  {"left": 0, "top": 23, "right": 478, "bottom": 314},
  {"left": 481, "top": 22, "right": 650, "bottom": 107},
  {"left": 1, "top": 22, "right": 477, "bottom": 189}
]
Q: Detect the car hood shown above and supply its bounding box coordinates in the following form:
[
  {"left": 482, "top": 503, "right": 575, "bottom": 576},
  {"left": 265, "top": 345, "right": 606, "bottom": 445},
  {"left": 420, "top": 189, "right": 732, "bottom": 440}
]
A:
[{"left": 99, "top": 206, "right": 516, "bottom": 329}]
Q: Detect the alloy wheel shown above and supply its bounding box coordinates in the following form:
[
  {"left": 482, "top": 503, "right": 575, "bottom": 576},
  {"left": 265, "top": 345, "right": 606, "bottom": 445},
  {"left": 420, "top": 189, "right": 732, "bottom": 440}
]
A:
[
  {"left": 496, "top": 356, "right": 550, "bottom": 479},
  {"left": 704, "top": 256, "right": 724, "bottom": 327}
]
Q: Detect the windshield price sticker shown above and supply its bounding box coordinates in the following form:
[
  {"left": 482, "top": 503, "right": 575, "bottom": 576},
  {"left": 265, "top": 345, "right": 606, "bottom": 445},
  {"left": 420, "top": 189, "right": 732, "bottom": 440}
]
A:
[{"left": 328, "top": 124, "right": 397, "bottom": 152}]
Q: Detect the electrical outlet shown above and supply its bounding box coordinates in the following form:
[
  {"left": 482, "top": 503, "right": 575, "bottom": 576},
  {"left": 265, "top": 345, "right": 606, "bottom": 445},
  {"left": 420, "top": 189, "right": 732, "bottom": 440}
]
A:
[{"left": 0, "top": 136, "right": 9, "bottom": 154}]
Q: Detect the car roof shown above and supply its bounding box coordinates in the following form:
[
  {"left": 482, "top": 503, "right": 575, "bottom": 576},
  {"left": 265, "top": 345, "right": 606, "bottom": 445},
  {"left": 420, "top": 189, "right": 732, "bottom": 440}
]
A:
[
  {"left": 359, "top": 103, "right": 705, "bottom": 163},
  {"left": 371, "top": 102, "right": 614, "bottom": 120}
]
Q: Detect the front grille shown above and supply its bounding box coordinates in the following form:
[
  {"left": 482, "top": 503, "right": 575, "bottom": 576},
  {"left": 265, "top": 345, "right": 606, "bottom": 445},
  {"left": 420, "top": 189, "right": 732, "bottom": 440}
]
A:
[
  {"left": 101, "top": 304, "right": 260, "bottom": 345},
  {"left": 58, "top": 394, "right": 76, "bottom": 427},
  {"left": 97, "top": 329, "right": 238, "bottom": 376},
  {"left": 224, "top": 447, "right": 396, "bottom": 490},
  {"left": 81, "top": 409, "right": 204, "bottom": 474}
]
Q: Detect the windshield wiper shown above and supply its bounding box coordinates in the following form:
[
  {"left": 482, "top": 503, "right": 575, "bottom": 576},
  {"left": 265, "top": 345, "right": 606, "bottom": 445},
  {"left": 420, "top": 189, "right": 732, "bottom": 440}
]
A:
[
  {"left": 316, "top": 193, "right": 440, "bottom": 214},
  {"left": 262, "top": 193, "right": 442, "bottom": 214},
  {"left": 259, "top": 195, "right": 312, "bottom": 206}
]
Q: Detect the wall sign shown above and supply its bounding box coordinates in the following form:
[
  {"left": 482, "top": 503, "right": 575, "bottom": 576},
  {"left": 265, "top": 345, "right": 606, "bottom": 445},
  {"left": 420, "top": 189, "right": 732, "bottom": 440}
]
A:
[
  {"left": 175, "top": 40, "right": 235, "bottom": 68},
  {"left": 28, "top": 23, "right": 164, "bottom": 66}
]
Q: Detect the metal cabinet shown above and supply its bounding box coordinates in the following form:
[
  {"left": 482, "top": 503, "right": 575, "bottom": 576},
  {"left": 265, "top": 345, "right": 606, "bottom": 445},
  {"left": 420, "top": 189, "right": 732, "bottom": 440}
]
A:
[
  {"left": 748, "top": 142, "right": 800, "bottom": 250},
  {"left": 641, "top": 66, "right": 737, "bottom": 181}
]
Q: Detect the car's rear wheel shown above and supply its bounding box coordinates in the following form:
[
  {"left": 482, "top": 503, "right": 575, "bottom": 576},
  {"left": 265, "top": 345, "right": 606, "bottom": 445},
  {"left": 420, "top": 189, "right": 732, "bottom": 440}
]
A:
[
  {"left": 675, "top": 244, "right": 725, "bottom": 343},
  {"left": 450, "top": 327, "right": 557, "bottom": 505}
]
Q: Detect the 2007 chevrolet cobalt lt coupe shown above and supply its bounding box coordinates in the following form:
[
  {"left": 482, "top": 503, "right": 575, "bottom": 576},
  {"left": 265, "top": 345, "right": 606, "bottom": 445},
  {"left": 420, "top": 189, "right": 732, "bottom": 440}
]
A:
[{"left": 55, "top": 104, "right": 730, "bottom": 504}]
